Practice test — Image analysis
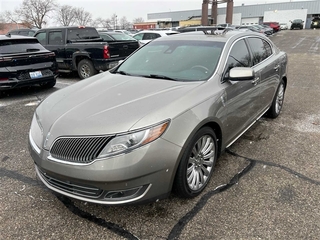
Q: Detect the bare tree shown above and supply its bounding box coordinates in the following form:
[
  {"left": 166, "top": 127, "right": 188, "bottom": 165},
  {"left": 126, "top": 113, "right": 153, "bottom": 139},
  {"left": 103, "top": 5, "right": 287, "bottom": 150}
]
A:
[
  {"left": 92, "top": 17, "right": 112, "bottom": 29},
  {"left": 11, "top": 0, "right": 57, "bottom": 29},
  {"left": 56, "top": 5, "right": 76, "bottom": 26},
  {"left": 74, "top": 8, "right": 92, "bottom": 26},
  {"left": 109, "top": 13, "right": 117, "bottom": 29},
  {"left": 119, "top": 16, "right": 131, "bottom": 29},
  {"left": 0, "top": 16, "right": 5, "bottom": 31},
  {"left": 132, "top": 17, "right": 144, "bottom": 24},
  {"left": 4, "top": 10, "right": 21, "bottom": 25}
]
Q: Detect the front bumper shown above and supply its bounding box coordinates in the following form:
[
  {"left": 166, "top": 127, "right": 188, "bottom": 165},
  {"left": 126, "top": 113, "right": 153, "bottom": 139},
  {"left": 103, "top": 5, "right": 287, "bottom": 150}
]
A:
[{"left": 29, "top": 136, "right": 181, "bottom": 205}]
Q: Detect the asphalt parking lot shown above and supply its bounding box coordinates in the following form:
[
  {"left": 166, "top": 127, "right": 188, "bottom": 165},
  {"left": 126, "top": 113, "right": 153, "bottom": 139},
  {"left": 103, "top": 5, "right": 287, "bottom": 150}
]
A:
[{"left": 1, "top": 29, "right": 320, "bottom": 239}]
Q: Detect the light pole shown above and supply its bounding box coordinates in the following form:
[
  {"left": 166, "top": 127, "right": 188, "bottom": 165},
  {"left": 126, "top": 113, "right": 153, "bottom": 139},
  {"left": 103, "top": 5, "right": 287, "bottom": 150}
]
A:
[{"left": 115, "top": 15, "right": 117, "bottom": 30}]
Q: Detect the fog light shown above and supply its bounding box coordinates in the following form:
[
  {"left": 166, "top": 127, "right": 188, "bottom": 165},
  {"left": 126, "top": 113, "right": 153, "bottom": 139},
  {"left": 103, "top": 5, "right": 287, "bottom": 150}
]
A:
[{"left": 104, "top": 185, "right": 149, "bottom": 199}]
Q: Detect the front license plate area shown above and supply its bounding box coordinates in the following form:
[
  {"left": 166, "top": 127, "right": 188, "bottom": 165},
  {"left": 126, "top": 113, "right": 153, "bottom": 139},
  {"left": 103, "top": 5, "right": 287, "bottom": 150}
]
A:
[{"left": 29, "top": 71, "right": 43, "bottom": 79}]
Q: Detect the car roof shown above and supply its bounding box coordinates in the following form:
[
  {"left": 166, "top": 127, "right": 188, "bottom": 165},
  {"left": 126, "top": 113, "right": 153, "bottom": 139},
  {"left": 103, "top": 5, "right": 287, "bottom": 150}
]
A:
[
  {"left": 152, "top": 30, "right": 265, "bottom": 43},
  {"left": 36, "top": 26, "right": 96, "bottom": 31},
  {"left": 8, "top": 28, "right": 36, "bottom": 32},
  {"left": 0, "top": 34, "right": 36, "bottom": 40},
  {"left": 134, "top": 30, "right": 178, "bottom": 34}
]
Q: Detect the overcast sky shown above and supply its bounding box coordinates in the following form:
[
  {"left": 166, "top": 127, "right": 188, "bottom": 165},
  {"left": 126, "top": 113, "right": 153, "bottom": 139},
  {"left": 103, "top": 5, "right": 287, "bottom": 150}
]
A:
[{"left": 0, "top": 0, "right": 312, "bottom": 22}]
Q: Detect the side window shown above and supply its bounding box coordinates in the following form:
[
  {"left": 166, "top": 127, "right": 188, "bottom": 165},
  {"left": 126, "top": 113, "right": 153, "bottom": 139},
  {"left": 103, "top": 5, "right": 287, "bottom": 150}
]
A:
[
  {"left": 247, "top": 38, "right": 272, "bottom": 65},
  {"left": 48, "top": 31, "right": 63, "bottom": 45},
  {"left": 133, "top": 33, "right": 143, "bottom": 40},
  {"left": 19, "top": 31, "right": 29, "bottom": 36},
  {"left": 223, "top": 39, "right": 251, "bottom": 79},
  {"left": 100, "top": 34, "right": 113, "bottom": 41},
  {"left": 35, "top": 32, "right": 47, "bottom": 45},
  {"left": 143, "top": 33, "right": 160, "bottom": 40}
]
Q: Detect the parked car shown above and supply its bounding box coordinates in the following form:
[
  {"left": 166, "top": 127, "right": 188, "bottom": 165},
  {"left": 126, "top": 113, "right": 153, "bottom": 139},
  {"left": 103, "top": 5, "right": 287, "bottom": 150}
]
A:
[
  {"left": 98, "top": 31, "right": 140, "bottom": 53},
  {"left": 290, "top": 19, "right": 304, "bottom": 30},
  {"left": 132, "top": 30, "right": 179, "bottom": 45},
  {"left": 280, "top": 23, "right": 288, "bottom": 30},
  {"left": 0, "top": 35, "right": 58, "bottom": 93},
  {"left": 99, "top": 31, "right": 138, "bottom": 41},
  {"left": 114, "top": 29, "right": 132, "bottom": 35},
  {"left": 237, "top": 25, "right": 272, "bottom": 36},
  {"left": 310, "top": 17, "right": 320, "bottom": 29},
  {"left": 34, "top": 26, "right": 137, "bottom": 79},
  {"left": 263, "top": 22, "right": 280, "bottom": 33},
  {"left": 7, "top": 28, "right": 37, "bottom": 37},
  {"left": 29, "top": 30, "right": 287, "bottom": 205},
  {"left": 177, "top": 25, "right": 226, "bottom": 33}
]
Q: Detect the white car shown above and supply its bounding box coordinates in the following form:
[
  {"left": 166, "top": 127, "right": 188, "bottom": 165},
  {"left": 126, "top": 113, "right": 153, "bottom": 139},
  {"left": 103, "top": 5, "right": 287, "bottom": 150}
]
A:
[
  {"left": 114, "top": 29, "right": 132, "bottom": 35},
  {"left": 280, "top": 23, "right": 288, "bottom": 30},
  {"left": 132, "top": 30, "right": 179, "bottom": 45}
]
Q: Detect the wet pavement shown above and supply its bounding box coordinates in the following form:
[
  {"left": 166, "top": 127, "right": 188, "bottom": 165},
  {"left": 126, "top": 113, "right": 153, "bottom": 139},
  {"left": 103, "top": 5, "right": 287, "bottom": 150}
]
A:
[{"left": 1, "top": 29, "right": 320, "bottom": 239}]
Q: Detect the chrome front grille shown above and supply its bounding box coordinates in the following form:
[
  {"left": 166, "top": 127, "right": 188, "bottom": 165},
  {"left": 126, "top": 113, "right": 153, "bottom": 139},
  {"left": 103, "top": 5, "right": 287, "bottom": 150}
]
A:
[
  {"left": 38, "top": 168, "right": 103, "bottom": 198},
  {"left": 50, "top": 136, "right": 112, "bottom": 164}
]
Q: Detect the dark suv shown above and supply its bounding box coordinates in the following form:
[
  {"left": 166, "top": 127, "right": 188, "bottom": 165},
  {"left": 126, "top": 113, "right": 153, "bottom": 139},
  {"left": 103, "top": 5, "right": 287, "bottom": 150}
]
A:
[
  {"left": 0, "top": 35, "right": 58, "bottom": 92},
  {"left": 7, "top": 28, "right": 37, "bottom": 36},
  {"left": 311, "top": 17, "right": 320, "bottom": 29},
  {"left": 290, "top": 19, "right": 304, "bottom": 30}
]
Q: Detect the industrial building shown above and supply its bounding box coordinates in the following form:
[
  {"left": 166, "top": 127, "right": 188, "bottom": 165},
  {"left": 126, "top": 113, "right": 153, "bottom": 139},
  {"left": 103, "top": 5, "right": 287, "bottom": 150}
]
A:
[{"left": 140, "top": 0, "right": 320, "bottom": 29}]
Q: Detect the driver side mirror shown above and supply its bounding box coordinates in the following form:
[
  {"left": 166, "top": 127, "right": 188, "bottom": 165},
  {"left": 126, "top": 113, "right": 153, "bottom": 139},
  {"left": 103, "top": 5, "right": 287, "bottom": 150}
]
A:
[{"left": 229, "top": 67, "right": 254, "bottom": 81}]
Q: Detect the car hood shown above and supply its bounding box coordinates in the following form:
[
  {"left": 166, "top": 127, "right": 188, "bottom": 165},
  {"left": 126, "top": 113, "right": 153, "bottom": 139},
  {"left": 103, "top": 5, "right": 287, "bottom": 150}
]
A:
[{"left": 37, "top": 71, "right": 202, "bottom": 147}]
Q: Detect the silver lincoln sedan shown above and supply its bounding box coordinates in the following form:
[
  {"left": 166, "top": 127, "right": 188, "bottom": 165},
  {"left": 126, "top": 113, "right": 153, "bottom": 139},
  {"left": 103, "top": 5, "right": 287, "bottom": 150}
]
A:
[{"left": 29, "top": 30, "right": 287, "bottom": 205}]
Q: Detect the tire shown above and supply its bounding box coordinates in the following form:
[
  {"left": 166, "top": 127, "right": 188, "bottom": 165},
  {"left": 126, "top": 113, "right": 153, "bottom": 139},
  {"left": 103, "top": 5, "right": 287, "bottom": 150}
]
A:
[
  {"left": 77, "top": 59, "right": 97, "bottom": 79},
  {"left": 266, "top": 79, "right": 285, "bottom": 119},
  {"left": 173, "top": 127, "right": 218, "bottom": 198},
  {"left": 40, "top": 80, "right": 56, "bottom": 89}
]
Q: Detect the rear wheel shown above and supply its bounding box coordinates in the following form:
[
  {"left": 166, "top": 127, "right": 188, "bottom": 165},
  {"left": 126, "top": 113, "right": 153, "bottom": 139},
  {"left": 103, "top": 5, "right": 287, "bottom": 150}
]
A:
[
  {"left": 173, "top": 127, "right": 217, "bottom": 198},
  {"left": 77, "top": 59, "right": 97, "bottom": 79},
  {"left": 266, "top": 79, "right": 285, "bottom": 118}
]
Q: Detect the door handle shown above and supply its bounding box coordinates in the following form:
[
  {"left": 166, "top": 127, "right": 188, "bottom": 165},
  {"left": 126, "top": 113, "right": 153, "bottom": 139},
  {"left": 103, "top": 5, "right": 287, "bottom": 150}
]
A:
[
  {"left": 252, "top": 77, "right": 260, "bottom": 85},
  {"left": 274, "top": 65, "right": 280, "bottom": 71}
]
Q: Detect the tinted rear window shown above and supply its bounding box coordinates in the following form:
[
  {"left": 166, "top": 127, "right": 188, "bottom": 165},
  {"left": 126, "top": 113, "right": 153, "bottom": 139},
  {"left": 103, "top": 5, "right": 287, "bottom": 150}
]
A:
[
  {"left": 0, "top": 39, "right": 46, "bottom": 54},
  {"left": 67, "top": 28, "right": 100, "bottom": 40}
]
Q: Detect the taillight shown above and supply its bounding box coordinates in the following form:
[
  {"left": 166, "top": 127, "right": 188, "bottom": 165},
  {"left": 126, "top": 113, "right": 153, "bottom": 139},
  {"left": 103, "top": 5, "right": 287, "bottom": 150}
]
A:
[
  {"left": 0, "top": 78, "right": 9, "bottom": 81},
  {"left": 103, "top": 46, "right": 110, "bottom": 59}
]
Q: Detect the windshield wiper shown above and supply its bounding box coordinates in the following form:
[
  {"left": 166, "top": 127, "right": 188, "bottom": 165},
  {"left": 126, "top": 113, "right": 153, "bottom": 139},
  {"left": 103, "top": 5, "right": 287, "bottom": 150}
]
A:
[
  {"left": 145, "top": 74, "right": 178, "bottom": 81},
  {"left": 115, "top": 70, "right": 130, "bottom": 76}
]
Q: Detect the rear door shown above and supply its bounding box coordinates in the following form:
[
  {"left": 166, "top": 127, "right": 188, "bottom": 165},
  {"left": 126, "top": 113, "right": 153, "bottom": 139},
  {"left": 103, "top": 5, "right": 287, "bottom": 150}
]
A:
[
  {"left": 47, "top": 30, "right": 67, "bottom": 69},
  {"left": 246, "top": 37, "right": 280, "bottom": 113},
  {"left": 36, "top": 30, "right": 68, "bottom": 70}
]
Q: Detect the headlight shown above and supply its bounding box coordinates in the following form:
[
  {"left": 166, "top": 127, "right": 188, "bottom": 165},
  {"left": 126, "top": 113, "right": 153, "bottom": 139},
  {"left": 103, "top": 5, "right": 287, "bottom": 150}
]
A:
[
  {"left": 98, "top": 120, "right": 170, "bottom": 158},
  {"left": 29, "top": 113, "right": 43, "bottom": 154}
]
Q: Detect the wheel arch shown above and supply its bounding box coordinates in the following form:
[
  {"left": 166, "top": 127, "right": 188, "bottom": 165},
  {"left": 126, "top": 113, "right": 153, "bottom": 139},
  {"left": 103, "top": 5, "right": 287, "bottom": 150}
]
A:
[
  {"left": 169, "top": 118, "right": 223, "bottom": 191},
  {"left": 72, "top": 52, "right": 91, "bottom": 70}
]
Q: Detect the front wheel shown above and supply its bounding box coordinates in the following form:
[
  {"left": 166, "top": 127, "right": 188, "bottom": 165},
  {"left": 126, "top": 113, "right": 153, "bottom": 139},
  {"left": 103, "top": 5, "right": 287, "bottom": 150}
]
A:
[
  {"left": 77, "top": 59, "right": 97, "bottom": 79},
  {"left": 266, "top": 79, "right": 285, "bottom": 118},
  {"left": 173, "top": 127, "right": 217, "bottom": 198}
]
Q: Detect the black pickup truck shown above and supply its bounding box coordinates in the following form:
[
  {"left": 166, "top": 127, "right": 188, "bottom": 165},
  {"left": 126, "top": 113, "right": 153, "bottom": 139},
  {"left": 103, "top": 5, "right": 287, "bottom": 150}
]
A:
[{"left": 34, "top": 26, "right": 139, "bottom": 79}]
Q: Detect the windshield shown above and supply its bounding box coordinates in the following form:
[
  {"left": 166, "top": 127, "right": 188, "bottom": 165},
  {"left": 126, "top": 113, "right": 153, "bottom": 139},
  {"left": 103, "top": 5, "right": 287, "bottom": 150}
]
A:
[
  {"left": 293, "top": 19, "right": 303, "bottom": 23},
  {"left": 113, "top": 40, "right": 224, "bottom": 81}
]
